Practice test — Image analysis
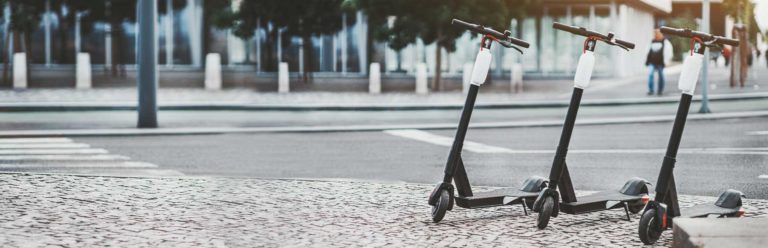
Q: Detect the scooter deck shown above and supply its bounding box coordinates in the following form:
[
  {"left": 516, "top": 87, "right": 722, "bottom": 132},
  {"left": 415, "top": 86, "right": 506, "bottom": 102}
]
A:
[
  {"left": 560, "top": 190, "right": 642, "bottom": 214},
  {"left": 682, "top": 203, "right": 740, "bottom": 218},
  {"left": 455, "top": 188, "right": 539, "bottom": 209}
]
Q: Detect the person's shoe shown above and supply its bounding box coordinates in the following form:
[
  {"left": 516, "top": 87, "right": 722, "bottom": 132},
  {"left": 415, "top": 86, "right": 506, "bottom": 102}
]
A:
[{"left": 647, "top": 92, "right": 654, "bottom": 96}]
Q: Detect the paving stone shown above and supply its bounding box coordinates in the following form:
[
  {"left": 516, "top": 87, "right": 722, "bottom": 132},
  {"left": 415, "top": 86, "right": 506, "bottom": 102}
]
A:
[{"left": 0, "top": 173, "right": 766, "bottom": 247}]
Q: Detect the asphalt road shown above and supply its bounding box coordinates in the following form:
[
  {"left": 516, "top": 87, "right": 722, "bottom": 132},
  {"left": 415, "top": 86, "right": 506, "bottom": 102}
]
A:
[{"left": 40, "top": 115, "right": 765, "bottom": 199}]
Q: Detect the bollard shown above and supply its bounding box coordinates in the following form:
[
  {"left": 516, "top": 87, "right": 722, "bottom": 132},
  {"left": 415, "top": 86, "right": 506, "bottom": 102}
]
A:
[
  {"left": 369, "top": 63, "right": 381, "bottom": 94},
  {"left": 462, "top": 63, "right": 472, "bottom": 94},
  {"left": 204, "top": 53, "right": 222, "bottom": 90},
  {"left": 278, "top": 62, "right": 289, "bottom": 93},
  {"left": 76, "top": 53, "right": 92, "bottom": 89},
  {"left": 511, "top": 63, "right": 523, "bottom": 93},
  {"left": 415, "top": 63, "right": 428, "bottom": 94},
  {"left": 13, "top": 53, "right": 27, "bottom": 89}
]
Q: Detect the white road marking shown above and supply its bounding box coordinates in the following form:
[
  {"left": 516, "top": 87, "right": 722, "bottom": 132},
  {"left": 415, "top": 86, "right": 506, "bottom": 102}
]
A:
[
  {"left": 0, "top": 138, "right": 73, "bottom": 144},
  {"left": 746, "top": 131, "right": 768, "bottom": 136},
  {"left": 0, "top": 162, "right": 158, "bottom": 168},
  {"left": 0, "top": 137, "right": 184, "bottom": 176},
  {"left": 383, "top": 129, "right": 515, "bottom": 153},
  {"left": 0, "top": 143, "right": 90, "bottom": 149},
  {"left": 0, "top": 154, "right": 129, "bottom": 161},
  {"left": 759, "top": 175, "right": 768, "bottom": 179},
  {"left": 0, "top": 148, "right": 109, "bottom": 155},
  {"left": 384, "top": 129, "right": 768, "bottom": 155}
]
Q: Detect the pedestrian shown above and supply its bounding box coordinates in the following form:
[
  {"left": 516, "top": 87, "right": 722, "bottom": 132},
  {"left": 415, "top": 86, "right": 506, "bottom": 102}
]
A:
[
  {"left": 723, "top": 46, "right": 731, "bottom": 66},
  {"left": 645, "top": 29, "right": 673, "bottom": 96},
  {"left": 765, "top": 48, "right": 768, "bottom": 68}
]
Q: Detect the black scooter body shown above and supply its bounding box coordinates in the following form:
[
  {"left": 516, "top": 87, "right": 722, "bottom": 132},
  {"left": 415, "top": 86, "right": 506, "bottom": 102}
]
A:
[
  {"left": 531, "top": 31, "right": 648, "bottom": 229},
  {"left": 429, "top": 20, "right": 538, "bottom": 223},
  {"left": 637, "top": 27, "right": 745, "bottom": 245}
]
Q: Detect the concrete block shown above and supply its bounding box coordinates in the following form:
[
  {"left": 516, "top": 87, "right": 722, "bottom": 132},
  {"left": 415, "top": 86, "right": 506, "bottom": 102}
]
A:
[
  {"left": 673, "top": 218, "right": 768, "bottom": 248},
  {"left": 278, "top": 62, "right": 289, "bottom": 93},
  {"left": 369, "top": 63, "right": 381, "bottom": 94},
  {"left": 76, "top": 53, "right": 92, "bottom": 89},
  {"left": 13, "top": 53, "right": 27, "bottom": 89},
  {"left": 415, "top": 63, "right": 428, "bottom": 95},
  {"left": 462, "top": 63, "right": 472, "bottom": 94},
  {"left": 204, "top": 53, "right": 222, "bottom": 90},
  {"left": 511, "top": 63, "right": 523, "bottom": 93}
]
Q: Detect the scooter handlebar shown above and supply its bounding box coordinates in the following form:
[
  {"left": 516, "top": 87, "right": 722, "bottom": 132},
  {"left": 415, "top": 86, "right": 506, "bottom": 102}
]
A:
[
  {"left": 553, "top": 22, "right": 635, "bottom": 50},
  {"left": 660, "top": 26, "right": 739, "bottom": 46},
  {"left": 452, "top": 19, "right": 530, "bottom": 48}
]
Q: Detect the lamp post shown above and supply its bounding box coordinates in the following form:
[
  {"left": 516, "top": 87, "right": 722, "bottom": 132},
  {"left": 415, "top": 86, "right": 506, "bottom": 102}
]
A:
[
  {"left": 699, "top": 0, "right": 711, "bottom": 113},
  {"left": 137, "top": 0, "right": 158, "bottom": 127}
]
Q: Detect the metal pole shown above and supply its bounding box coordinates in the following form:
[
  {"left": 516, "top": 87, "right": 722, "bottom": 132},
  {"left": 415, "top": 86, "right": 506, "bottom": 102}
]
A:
[
  {"left": 137, "top": 0, "right": 158, "bottom": 128},
  {"left": 44, "top": 0, "right": 51, "bottom": 67},
  {"left": 699, "top": 0, "right": 711, "bottom": 113}
]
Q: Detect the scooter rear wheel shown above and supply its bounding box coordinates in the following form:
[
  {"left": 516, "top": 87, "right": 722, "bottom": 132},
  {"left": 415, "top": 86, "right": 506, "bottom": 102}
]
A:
[
  {"left": 536, "top": 196, "right": 554, "bottom": 229},
  {"left": 638, "top": 209, "right": 662, "bottom": 245},
  {"left": 431, "top": 190, "right": 450, "bottom": 223}
]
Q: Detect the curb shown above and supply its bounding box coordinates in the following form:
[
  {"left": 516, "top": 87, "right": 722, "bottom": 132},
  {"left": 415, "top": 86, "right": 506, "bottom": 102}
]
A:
[
  {"left": 0, "top": 92, "right": 765, "bottom": 111},
  {"left": 0, "top": 110, "right": 765, "bottom": 137}
]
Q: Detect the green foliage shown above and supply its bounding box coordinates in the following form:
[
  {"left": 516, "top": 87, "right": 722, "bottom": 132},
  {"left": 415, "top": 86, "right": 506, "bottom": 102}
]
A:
[
  {"left": 0, "top": 0, "right": 46, "bottom": 34},
  {"left": 666, "top": 10, "right": 697, "bottom": 61}
]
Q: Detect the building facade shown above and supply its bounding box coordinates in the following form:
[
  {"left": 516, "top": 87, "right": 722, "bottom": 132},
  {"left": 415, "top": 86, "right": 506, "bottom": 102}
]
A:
[{"left": 4, "top": 0, "right": 673, "bottom": 88}]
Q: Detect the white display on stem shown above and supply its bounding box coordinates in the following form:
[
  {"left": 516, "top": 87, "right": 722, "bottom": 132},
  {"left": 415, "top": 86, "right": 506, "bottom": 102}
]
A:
[
  {"left": 678, "top": 53, "right": 703, "bottom": 95},
  {"left": 573, "top": 51, "right": 595, "bottom": 89},
  {"left": 470, "top": 49, "right": 492, "bottom": 86}
]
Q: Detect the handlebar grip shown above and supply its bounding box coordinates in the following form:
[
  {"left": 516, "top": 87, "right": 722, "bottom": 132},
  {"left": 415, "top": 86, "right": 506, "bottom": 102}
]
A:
[
  {"left": 614, "top": 39, "right": 635, "bottom": 49},
  {"left": 659, "top": 26, "right": 683, "bottom": 36},
  {"left": 451, "top": 19, "right": 474, "bottom": 30},
  {"left": 509, "top": 36, "right": 530, "bottom": 48},
  {"left": 716, "top": 37, "right": 740, "bottom": 46},
  {"left": 553, "top": 22, "right": 583, "bottom": 35}
]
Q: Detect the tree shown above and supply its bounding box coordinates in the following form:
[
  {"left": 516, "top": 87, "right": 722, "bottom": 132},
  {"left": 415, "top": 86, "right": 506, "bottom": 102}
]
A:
[
  {"left": 234, "top": 0, "right": 349, "bottom": 82},
  {"left": 0, "top": 0, "right": 45, "bottom": 84},
  {"left": 378, "top": 0, "right": 515, "bottom": 90}
]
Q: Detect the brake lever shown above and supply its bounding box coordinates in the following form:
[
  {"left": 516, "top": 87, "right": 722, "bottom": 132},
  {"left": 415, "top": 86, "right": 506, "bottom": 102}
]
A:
[
  {"left": 496, "top": 40, "right": 524, "bottom": 54},
  {"left": 602, "top": 39, "right": 630, "bottom": 51}
]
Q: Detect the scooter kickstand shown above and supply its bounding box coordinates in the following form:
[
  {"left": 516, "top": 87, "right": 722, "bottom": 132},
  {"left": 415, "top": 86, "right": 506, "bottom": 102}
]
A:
[
  {"left": 623, "top": 203, "right": 631, "bottom": 221},
  {"left": 522, "top": 199, "right": 529, "bottom": 216}
]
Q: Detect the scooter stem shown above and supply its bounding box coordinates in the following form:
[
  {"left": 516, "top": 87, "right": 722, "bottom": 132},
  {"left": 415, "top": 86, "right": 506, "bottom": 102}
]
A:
[{"left": 443, "top": 84, "right": 480, "bottom": 183}]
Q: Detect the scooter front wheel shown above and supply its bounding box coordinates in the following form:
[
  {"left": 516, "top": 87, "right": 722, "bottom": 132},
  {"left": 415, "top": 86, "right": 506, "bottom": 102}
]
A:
[
  {"left": 431, "top": 189, "right": 450, "bottom": 223},
  {"left": 638, "top": 209, "right": 662, "bottom": 245},
  {"left": 536, "top": 196, "right": 554, "bottom": 229}
]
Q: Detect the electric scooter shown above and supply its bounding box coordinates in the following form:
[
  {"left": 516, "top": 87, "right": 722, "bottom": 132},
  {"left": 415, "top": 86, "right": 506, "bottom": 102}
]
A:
[
  {"left": 638, "top": 26, "right": 746, "bottom": 245},
  {"left": 428, "top": 19, "right": 545, "bottom": 223},
  {"left": 531, "top": 23, "right": 651, "bottom": 230}
]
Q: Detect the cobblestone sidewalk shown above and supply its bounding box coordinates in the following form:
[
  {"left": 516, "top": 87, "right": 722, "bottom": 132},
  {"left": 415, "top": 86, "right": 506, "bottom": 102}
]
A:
[{"left": 1, "top": 174, "right": 766, "bottom": 247}]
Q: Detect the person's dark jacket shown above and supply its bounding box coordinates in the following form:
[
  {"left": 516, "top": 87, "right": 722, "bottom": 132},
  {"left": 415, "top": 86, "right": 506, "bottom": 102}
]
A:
[{"left": 646, "top": 39, "right": 666, "bottom": 67}]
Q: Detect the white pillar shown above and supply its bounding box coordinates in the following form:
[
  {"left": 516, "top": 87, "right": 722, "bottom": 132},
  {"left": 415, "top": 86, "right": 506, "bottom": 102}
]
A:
[
  {"left": 165, "top": 0, "right": 173, "bottom": 67},
  {"left": 204, "top": 53, "right": 222, "bottom": 90},
  {"left": 278, "top": 62, "right": 289, "bottom": 93},
  {"left": 44, "top": 0, "right": 51, "bottom": 67},
  {"left": 105, "top": 23, "right": 112, "bottom": 70},
  {"left": 357, "top": 11, "right": 367, "bottom": 75},
  {"left": 415, "top": 63, "right": 428, "bottom": 94},
  {"left": 76, "top": 53, "right": 92, "bottom": 89},
  {"left": 511, "top": 63, "right": 523, "bottom": 93},
  {"left": 277, "top": 28, "right": 283, "bottom": 64},
  {"left": 255, "top": 19, "right": 261, "bottom": 73},
  {"left": 75, "top": 12, "right": 82, "bottom": 54},
  {"left": 13, "top": 53, "right": 27, "bottom": 89},
  {"left": 462, "top": 63, "right": 472, "bottom": 94},
  {"left": 188, "top": 0, "right": 202, "bottom": 67},
  {"left": 341, "top": 14, "right": 348, "bottom": 74},
  {"left": 369, "top": 63, "right": 381, "bottom": 94}
]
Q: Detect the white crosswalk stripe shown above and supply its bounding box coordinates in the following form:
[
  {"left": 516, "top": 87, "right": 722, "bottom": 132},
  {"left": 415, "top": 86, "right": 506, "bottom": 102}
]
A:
[{"left": 0, "top": 137, "right": 183, "bottom": 176}]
